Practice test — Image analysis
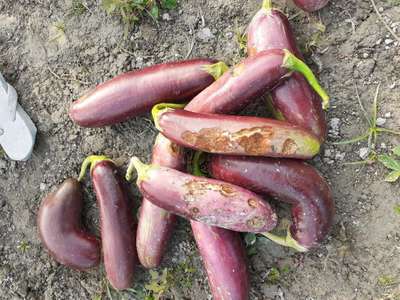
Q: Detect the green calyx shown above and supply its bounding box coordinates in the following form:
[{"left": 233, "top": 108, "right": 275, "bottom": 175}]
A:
[
  {"left": 151, "top": 102, "right": 185, "bottom": 131},
  {"left": 126, "top": 157, "right": 155, "bottom": 184},
  {"left": 202, "top": 61, "right": 229, "bottom": 81},
  {"left": 261, "top": 227, "right": 308, "bottom": 252},
  {"left": 78, "top": 155, "right": 113, "bottom": 182},
  {"left": 282, "top": 49, "right": 330, "bottom": 110},
  {"left": 192, "top": 151, "right": 206, "bottom": 177}
]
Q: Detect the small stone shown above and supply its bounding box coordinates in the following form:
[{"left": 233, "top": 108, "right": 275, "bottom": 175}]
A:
[
  {"left": 197, "top": 27, "right": 215, "bottom": 42},
  {"left": 362, "top": 53, "right": 369, "bottom": 58},
  {"left": 384, "top": 112, "right": 392, "bottom": 118},
  {"left": 335, "top": 152, "right": 346, "bottom": 160},
  {"left": 162, "top": 13, "right": 171, "bottom": 21},
  {"left": 324, "top": 149, "right": 332, "bottom": 157},
  {"left": 376, "top": 38, "right": 382, "bottom": 45},
  {"left": 40, "top": 183, "right": 47, "bottom": 191},
  {"left": 359, "top": 147, "right": 369, "bottom": 160},
  {"left": 329, "top": 118, "right": 341, "bottom": 133},
  {"left": 378, "top": 7, "right": 384, "bottom": 13},
  {"left": 381, "top": 143, "right": 387, "bottom": 149},
  {"left": 376, "top": 117, "right": 386, "bottom": 126},
  {"left": 385, "top": 39, "right": 394, "bottom": 45}
]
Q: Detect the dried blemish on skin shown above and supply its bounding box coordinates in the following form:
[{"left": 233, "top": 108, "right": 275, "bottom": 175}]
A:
[
  {"left": 169, "top": 141, "right": 183, "bottom": 156},
  {"left": 246, "top": 216, "right": 266, "bottom": 229},
  {"left": 182, "top": 128, "right": 232, "bottom": 153},
  {"left": 183, "top": 180, "right": 237, "bottom": 202},
  {"left": 190, "top": 207, "right": 200, "bottom": 215},
  {"left": 282, "top": 138, "right": 298, "bottom": 155},
  {"left": 235, "top": 127, "right": 274, "bottom": 155}
]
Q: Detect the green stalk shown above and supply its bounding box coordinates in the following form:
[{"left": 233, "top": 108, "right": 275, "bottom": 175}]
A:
[
  {"left": 261, "top": 228, "right": 308, "bottom": 252},
  {"left": 151, "top": 102, "right": 186, "bottom": 130},
  {"left": 282, "top": 49, "right": 330, "bottom": 110},
  {"left": 262, "top": 0, "right": 273, "bottom": 10},
  {"left": 202, "top": 61, "right": 229, "bottom": 81},
  {"left": 78, "top": 155, "right": 113, "bottom": 182},
  {"left": 126, "top": 157, "right": 155, "bottom": 183}
]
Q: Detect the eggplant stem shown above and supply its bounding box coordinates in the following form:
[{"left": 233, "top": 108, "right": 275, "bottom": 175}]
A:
[
  {"left": 126, "top": 157, "right": 154, "bottom": 183},
  {"left": 202, "top": 61, "right": 229, "bottom": 81},
  {"left": 192, "top": 151, "right": 206, "bottom": 177},
  {"left": 151, "top": 103, "right": 186, "bottom": 130},
  {"left": 262, "top": 0, "right": 272, "bottom": 10},
  {"left": 261, "top": 228, "right": 308, "bottom": 252},
  {"left": 78, "top": 155, "right": 112, "bottom": 182},
  {"left": 282, "top": 49, "right": 330, "bottom": 110}
]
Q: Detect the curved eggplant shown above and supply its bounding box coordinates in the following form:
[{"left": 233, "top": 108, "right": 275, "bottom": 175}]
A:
[
  {"left": 79, "top": 156, "right": 137, "bottom": 290},
  {"left": 209, "top": 155, "right": 335, "bottom": 251},
  {"left": 37, "top": 178, "right": 100, "bottom": 270}
]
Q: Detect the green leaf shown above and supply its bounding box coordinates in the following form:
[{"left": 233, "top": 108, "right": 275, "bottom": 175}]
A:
[
  {"left": 161, "top": 0, "right": 177, "bottom": 9},
  {"left": 102, "top": 0, "right": 117, "bottom": 13},
  {"left": 393, "top": 145, "right": 400, "bottom": 156},
  {"left": 385, "top": 170, "right": 400, "bottom": 182},
  {"left": 150, "top": 4, "right": 159, "bottom": 19},
  {"left": 394, "top": 204, "right": 400, "bottom": 215},
  {"left": 378, "top": 154, "right": 400, "bottom": 170}
]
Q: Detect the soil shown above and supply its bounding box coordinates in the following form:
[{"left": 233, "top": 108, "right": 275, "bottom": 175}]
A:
[{"left": 1, "top": 0, "right": 400, "bottom": 299}]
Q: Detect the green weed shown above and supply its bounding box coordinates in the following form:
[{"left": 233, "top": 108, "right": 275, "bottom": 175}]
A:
[
  {"left": 102, "top": 0, "right": 177, "bottom": 37},
  {"left": 378, "top": 146, "right": 400, "bottom": 182}
]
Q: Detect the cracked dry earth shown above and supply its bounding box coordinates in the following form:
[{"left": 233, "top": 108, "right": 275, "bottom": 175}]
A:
[{"left": 0, "top": 0, "right": 400, "bottom": 299}]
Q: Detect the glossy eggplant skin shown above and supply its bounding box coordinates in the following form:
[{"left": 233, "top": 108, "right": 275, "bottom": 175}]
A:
[
  {"left": 69, "top": 59, "right": 217, "bottom": 127},
  {"left": 247, "top": 7, "right": 327, "bottom": 142},
  {"left": 293, "top": 0, "right": 329, "bottom": 12},
  {"left": 191, "top": 221, "right": 249, "bottom": 300},
  {"left": 135, "top": 162, "right": 277, "bottom": 233},
  {"left": 185, "top": 49, "right": 289, "bottom": 114},
  {"left": 156, "top": 109, "right": 320, "bottom": 159},
  {"left": 91, "top": 161, "right": 136, "bottom": 290},
  {"left": 209, "top": 155, "right": 335, "bottom": 250},
  {"left": 136, "top": 134, "right": 185, "bottom": 268},
  {"left": 37, "top": 178, "right": 100, "bottom": 270}
]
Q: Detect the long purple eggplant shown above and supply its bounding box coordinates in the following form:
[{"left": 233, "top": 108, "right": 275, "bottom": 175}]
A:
[
  {"left": 247, "top": 0, "right": 327, "bottom": 142},
  {"left": 79, "top": 156, "right": 137, "bottom": 290},
  {"left": 136, "top": 133, "right": 185, "bottom": 268},
  {"left": 37, "top": 178, "right": 101, "bottom": 270},
  {"left": 293, "top": 0, "right": 329, "bottom": 12},
  {"left": 69, "top": 59, "right": 227, "bottom": 127},
  {"left": 209, "top": 155, "right": 335, "bottom": 251},
  {"left": 126, "top": 157, "right": 277, "bottom": 233},
  {"left": 153, "top": 106, "right": 321, "bottom": 159},
  {"left": 185, "top": 48, "right": 329, "bottom": 114}
]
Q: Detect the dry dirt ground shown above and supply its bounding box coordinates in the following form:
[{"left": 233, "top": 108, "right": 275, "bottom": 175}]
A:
[{"left": 1, "top": 0, "right": 400, "bottom": 299}]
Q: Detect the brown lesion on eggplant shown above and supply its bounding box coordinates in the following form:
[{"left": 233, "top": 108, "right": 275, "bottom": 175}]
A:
[
  {"left": 235, "top": 127, "right": 273, "bottom": 155},
  {"left": 182, "top": 128, "right": 232, "bottom": 153},
  {"left": 246, "top": 216, "right": 266, "bottom": 229},
  {"left": 282, "top": 138, "right": 298, "bottom": 155},
  {"left": 181, "top": 126, "right": 275, "bottom": 155},
  {"left": 248, "top": 198, "right": 258, "bottom": 208},
  {"left": 169, "top": 141, "right": 183, "bottom": 157},
  {"left": 183, "top": 180, "right": 237, "bottom": 202},
  {"left": 190, "top": 207, "right": 200, "bottom": 215}
]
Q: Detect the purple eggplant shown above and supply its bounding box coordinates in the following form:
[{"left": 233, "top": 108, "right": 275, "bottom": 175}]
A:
[
  {"left": 136, "top": 133, "right": 185, "bottom": 268},
  {"left": 153, "top": 106, "right": 321, "bottom": 159},
  {"left": 79, "top": 156, "right": 137, "bottom": 290},
  {"left": 247, "top": 0, "right": 327, "bottom": 141},
  {"left": 126, "top": 157, "right": 277, "bottom": 233},
  {"left": 69, "top": 59, "right": 227, "bottom": 127},
  {"left": 185, "top": 48, "right": 329, "bottom": 114},
  {"left": 37, "top": 178, "right": 101, "bottom": 270},
  {"left": 209, "top": 155, "right": 335, "bottom": 251}
]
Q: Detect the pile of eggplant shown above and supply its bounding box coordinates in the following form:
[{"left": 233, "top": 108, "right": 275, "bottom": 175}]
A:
[{"left": 37, "top": 1, "right": 334, "bottom": 298}]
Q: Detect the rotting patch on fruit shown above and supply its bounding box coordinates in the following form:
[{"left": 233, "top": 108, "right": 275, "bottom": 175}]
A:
[
  {"left": 248, "top": 198, "right": 258, "bottom": 208},
  {"left": 183, "top": 180, "right": 237, "bottom": 202},
  {"left": 181, "top": 126, "right": 277, "bottom": 155},
  {"left": 246, "top": 216, "right": 266, "bottom": 229},
  {"left": 282, "top": 138, "right": 298, "bottom": 155}
]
